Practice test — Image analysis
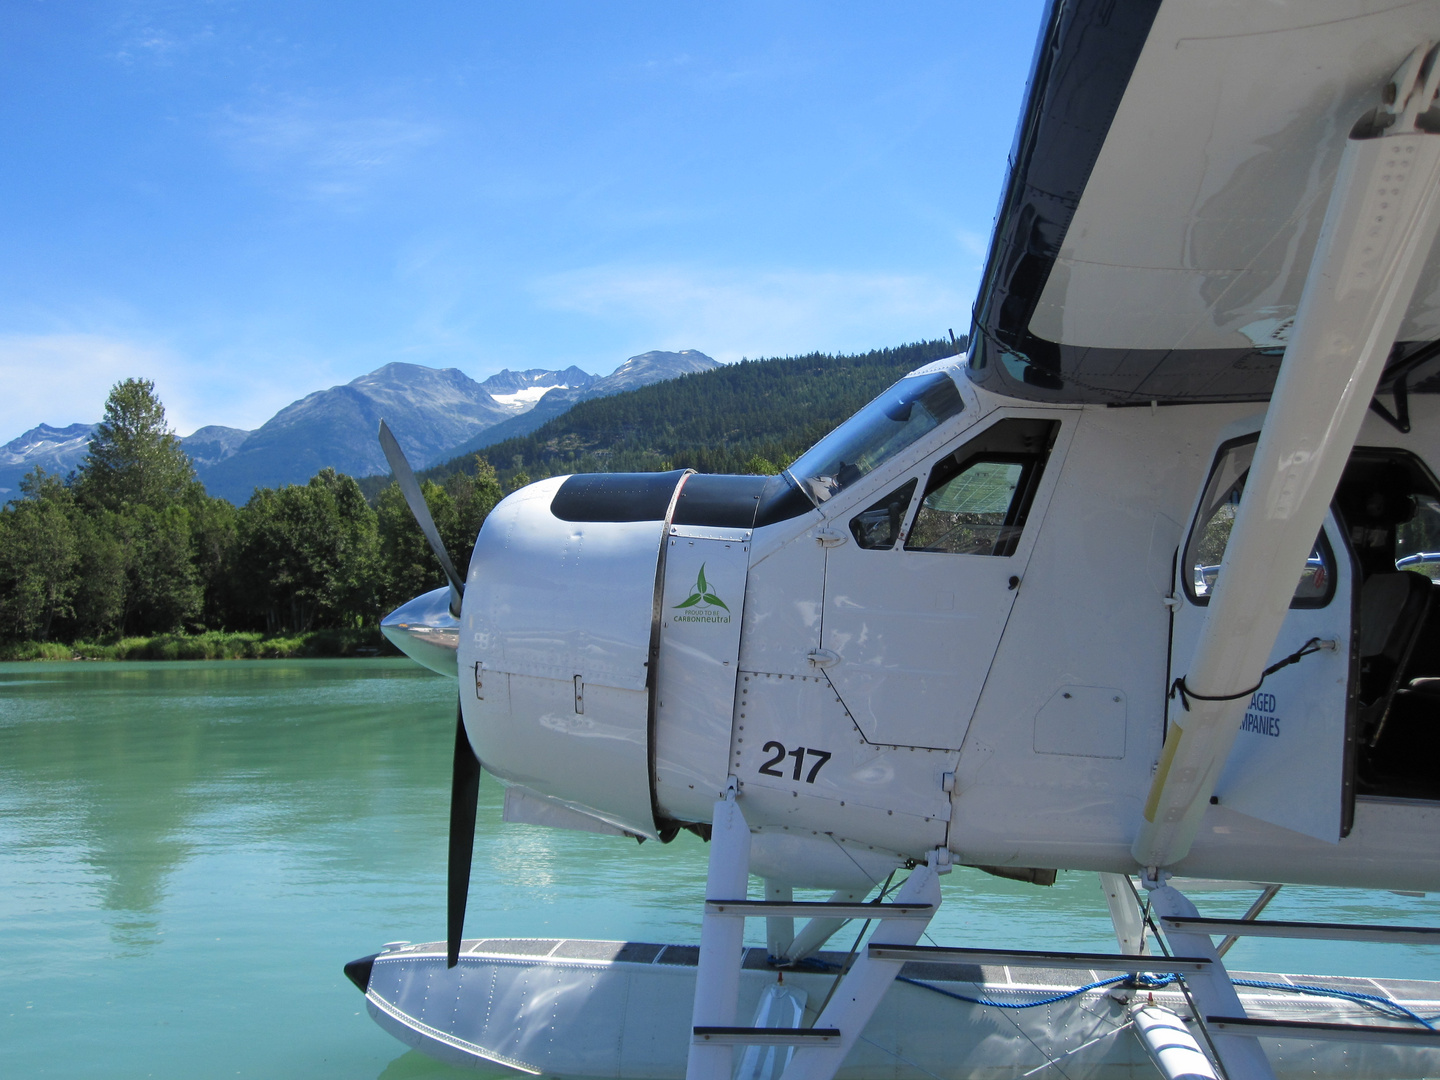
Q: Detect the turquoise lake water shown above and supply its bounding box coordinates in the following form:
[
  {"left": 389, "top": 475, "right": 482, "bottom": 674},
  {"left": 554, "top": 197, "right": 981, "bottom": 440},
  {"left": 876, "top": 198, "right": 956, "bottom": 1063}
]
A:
[{"left": 2, "top": 659, "right": 1437, "bottom": 1078}]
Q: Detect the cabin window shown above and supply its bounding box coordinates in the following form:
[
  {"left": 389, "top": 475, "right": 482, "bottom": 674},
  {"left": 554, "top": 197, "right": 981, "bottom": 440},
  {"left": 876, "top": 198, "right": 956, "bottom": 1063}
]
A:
[
  {"left": 1395, "top": 494, "right": 1440, "bottom": 581},
  {"left": 787, "top": 371, "right": 963, "bottom": 506},
  {"left": 904, "top": 417, "right": 1057, "bottom": 556},
  {"left": 849, "top": 479, "right": 917, "bottom": 550},
  {"left": 1183, "top": 436, "right": 1334, "bottom": 607}
]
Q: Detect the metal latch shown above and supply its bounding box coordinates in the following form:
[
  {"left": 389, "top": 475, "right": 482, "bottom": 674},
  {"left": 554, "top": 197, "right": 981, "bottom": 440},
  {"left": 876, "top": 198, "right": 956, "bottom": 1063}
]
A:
[
  {"left": 815, "top": 528, "right": 848, "bottom": 548},
  {"left": 806, "top": 648, "right": 840, "bottom": 669}
]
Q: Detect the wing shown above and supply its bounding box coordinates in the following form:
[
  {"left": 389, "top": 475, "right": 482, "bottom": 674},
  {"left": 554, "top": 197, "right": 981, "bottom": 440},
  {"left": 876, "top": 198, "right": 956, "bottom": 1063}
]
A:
[{"left": 969, "top": 0, "right": 1440, "bottom": 405}]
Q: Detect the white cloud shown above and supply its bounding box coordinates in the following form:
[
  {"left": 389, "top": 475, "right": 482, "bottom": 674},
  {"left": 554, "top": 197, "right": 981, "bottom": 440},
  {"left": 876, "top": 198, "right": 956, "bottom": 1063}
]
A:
[
  {"left": 111, "top": 16, "right": 216, "bottom": 68},
  {"left": 533, "top": 264, "right": 972, "bottom": 361},
  {"left": 218, "top": 98, "right": 440, "bottom": 205},
  {"left": 0, "top": 335, "right": 180, "bottom": 440},
  {"left": 0, "top": 333, "right": 283, "bottom": 443}
]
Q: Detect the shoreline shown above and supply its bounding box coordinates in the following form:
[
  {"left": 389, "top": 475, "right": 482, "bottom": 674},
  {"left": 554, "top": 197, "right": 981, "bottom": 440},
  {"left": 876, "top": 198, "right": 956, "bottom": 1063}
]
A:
[{"left": 0, "top": 628, "right": 400, "bottom": 662}]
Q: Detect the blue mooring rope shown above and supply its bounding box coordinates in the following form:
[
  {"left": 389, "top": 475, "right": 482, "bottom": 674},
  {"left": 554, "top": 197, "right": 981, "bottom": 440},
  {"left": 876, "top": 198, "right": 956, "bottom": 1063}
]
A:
[{"left": 797, "top": 958, "right": 1439, "bottom": 1028}]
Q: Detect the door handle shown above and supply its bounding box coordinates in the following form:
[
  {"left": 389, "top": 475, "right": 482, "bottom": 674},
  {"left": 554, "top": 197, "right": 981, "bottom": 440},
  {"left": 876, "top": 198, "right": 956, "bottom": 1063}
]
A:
[{"left": 807, "top": 649, "right": 840, "bottom": 669}]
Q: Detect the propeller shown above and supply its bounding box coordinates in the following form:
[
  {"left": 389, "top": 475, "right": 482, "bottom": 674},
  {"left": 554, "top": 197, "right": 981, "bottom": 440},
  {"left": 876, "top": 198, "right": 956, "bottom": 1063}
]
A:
[
  {"left": 447, "top": 699, "right": 482, "bottom": 967},
  {"left": 378, "top": 420, "right": 465, "bottom": 617},
  {"left": 378, "top": 419, "right": 481, "bottom": 969}
]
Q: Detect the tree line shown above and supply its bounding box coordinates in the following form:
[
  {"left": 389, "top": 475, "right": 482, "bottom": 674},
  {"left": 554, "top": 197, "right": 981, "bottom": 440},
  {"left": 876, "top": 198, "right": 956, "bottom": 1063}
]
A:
[{"left": 0, "top": 378, "right": 501, "bottom": 642}]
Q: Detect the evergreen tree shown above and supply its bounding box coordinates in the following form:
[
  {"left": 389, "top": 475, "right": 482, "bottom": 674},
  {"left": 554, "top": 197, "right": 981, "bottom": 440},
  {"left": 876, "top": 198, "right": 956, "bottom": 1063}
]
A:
[
  {"left": 69, "top": 514, "right": 127, "bottom": 639},
  {"left": 238, "top": 469, "right": 378, "bottom": 632},
  {"left": 114, "top": 505, "right": 203, "bottom": 634},
  {"left": 189, "top": 496, "right": 241, "bottom": 631},
  {"left": 0, "top": 470, "right": 79, "bottom": 639},
  {"left": 77, "top": 378, "right": 199, "bottom": 512}
]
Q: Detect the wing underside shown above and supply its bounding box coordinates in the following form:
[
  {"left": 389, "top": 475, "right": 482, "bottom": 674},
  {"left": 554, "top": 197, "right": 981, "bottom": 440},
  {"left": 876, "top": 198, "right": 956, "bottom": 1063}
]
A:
[{"left": 970, "top": 0, "right": 1440, "bottom": 404}]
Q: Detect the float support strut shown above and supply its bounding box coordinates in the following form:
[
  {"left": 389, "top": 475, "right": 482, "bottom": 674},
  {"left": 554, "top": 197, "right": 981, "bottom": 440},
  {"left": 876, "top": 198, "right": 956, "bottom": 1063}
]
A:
[
  {"left": 765, "top": 879, "right": 794, "bottom": 958},
  {"left": 686, "top": 780, "right": 752, "bottom": 1080},
  {"left": 778, "top": 851, "right": 946, "bottom": 1080},
  {"left": 1100, "top": 872, "right": 1150, "bottom": 956},
  {"left": 1149, "top": 884, "right": 1276, "bottom": 1080},
  {"left": 781, "top": 888, "right": 869, "bottom": 964}
]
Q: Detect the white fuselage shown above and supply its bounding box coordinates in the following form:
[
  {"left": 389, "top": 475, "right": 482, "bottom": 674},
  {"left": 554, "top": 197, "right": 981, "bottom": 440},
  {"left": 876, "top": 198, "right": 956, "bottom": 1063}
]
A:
[{"left": 457, "top": 357, "right": 1440, "bottom": 894}]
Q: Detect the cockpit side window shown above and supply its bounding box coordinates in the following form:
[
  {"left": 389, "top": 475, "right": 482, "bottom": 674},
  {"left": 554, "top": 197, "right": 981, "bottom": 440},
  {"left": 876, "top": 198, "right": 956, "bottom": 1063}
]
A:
[
  {"left": 904, "top": 418, "right": 1058, "bottom": 556},
  {"left": 849, "top": 479, "right": 918, "bottom": 550}
]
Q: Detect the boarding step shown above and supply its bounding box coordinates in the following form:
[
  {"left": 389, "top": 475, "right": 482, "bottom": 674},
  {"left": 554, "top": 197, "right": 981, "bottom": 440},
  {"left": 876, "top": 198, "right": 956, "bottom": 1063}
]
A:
[
  {"left": 1161, "top": 916, "right": 1440, "bottom": 946},
  {"left": 1206, "top": 1016, "right": 1440, "bottom": 1046},
  {"left": 704, "top": 900, "right": 934, "bottom": 920},
  {"left": 868, "top": 944, "right": 1212, "bottom": 974},
  {"left": 692, "top": 1026, "right": 842, "bottom": 1046}
]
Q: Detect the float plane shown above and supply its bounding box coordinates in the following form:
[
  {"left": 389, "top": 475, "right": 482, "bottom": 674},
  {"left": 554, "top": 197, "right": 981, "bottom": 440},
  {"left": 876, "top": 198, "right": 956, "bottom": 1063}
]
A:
[{"left": 350, "top": 2, "right": 1440, "bottom": 1077}]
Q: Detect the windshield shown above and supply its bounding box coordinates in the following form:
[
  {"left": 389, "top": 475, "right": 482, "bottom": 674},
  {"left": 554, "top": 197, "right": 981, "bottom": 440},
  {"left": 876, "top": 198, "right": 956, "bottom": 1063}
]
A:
[{"left": 786, "top": 371, "right": 964, "bottom": 505}]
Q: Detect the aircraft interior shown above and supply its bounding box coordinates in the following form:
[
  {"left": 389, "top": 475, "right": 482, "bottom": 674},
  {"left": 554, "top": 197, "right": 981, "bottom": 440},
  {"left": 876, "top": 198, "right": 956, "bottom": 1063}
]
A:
[{"left": 1339, "top": 447, "right": 1440, "bottom": 801}]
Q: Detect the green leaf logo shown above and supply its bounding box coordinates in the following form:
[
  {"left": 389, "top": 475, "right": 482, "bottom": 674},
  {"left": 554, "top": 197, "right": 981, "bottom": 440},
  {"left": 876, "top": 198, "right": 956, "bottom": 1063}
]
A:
[{"left": 675, "top": 563, "right": 729, "bottom": 611}]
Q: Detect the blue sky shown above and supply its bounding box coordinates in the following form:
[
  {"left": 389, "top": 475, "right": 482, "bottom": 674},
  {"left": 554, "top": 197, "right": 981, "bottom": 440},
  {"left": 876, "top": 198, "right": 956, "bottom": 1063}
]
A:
[{"left": 0, "top": 2, "right": 1044, "bottom": 439}]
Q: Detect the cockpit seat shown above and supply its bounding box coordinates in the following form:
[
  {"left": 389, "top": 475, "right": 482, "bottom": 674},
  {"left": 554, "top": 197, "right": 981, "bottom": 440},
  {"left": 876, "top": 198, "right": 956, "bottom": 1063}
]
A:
[{"left": 1358, "top": 570, "right": 1433, "bottom": 747}]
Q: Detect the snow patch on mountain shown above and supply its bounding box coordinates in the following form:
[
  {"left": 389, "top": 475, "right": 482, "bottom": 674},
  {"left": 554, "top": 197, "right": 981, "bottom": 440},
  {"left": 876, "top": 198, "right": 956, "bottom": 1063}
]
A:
[
  {"left": 0, "top": 422, "right": 97, "bottom": 495},
  {"left": 489, "top": 384, "right": 573, "bottom": 410}
]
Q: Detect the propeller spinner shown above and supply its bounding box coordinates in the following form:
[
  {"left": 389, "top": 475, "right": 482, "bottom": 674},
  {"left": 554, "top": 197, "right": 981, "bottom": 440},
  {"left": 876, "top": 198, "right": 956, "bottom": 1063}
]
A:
[{"left": 377, "top": 419, "right": 480, "bottom": 969}]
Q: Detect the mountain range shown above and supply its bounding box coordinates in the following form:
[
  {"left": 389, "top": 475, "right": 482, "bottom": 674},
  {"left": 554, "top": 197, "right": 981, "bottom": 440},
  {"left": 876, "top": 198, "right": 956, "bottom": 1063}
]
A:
[{"left": 1, "top": 350, "right": 717, "bottom": 502}]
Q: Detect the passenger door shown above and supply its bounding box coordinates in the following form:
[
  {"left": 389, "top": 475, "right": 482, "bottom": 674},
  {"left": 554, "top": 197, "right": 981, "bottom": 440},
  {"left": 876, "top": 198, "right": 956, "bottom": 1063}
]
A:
[
  {"left": 1171, "top": 436, "right": 1356, "bottom": 842},
  {"left": 820, "top": 414, "right": 1068, "bottom": 749}
]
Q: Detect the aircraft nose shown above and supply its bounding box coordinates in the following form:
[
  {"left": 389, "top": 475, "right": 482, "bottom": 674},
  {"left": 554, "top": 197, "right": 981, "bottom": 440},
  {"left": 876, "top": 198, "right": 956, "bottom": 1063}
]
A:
[
  {"left": 455, "top": 474, "right": 675, "bottom": 836},
  {"left": 451, "top": 468, "right": 812, "bottom": 838},
  {"left": 380, "top": 586, "right": 459, "bottom": 677}
]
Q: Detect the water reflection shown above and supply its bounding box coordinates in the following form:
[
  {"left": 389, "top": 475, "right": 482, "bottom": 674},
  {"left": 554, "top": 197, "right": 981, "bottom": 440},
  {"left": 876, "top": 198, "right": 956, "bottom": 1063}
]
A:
[
  {"left": 2, "top": 660, "right": 1437, "bottom": 1080},
  {"left": 1, "top": 661, "right": 456, "bottom": 954}
]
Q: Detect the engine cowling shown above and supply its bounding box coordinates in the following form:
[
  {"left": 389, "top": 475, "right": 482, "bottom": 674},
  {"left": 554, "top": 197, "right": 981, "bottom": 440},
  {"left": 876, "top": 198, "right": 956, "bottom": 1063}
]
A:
[{"left": 456, "top": 469, "right": 812, "bottom": 838}]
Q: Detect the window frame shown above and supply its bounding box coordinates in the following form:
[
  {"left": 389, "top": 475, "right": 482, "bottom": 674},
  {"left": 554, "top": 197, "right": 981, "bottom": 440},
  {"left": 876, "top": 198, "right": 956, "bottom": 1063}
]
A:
[
  {"left": 903, "top": 427, "right": 1052, "bottom": 558},
  {"left": 848, "top": 477, "right": 919, "bottom": 551},
  {"left": 1182, "top": 433, "right": 1338, "bottom": 609}
]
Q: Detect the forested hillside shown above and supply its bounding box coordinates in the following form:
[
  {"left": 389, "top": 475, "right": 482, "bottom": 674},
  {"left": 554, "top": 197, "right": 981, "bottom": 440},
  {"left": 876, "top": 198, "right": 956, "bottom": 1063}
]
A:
[{"left": 410, "top": 339, "right": 959, "bottom": 493}]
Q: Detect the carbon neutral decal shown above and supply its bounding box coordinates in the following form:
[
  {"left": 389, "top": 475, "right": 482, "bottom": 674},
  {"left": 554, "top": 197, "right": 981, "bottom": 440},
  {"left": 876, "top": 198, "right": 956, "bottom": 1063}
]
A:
[{"left": 673, "top": 564, "right": 731, "bottom": 624}]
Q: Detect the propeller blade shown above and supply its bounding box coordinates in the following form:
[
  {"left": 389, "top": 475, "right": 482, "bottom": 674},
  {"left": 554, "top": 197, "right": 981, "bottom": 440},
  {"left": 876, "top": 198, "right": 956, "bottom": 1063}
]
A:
[
  {"left": 447, "top": 699, "right": 481, "bottom": 968},
  {"left": 378, "top": 419, "right": 465, "bottom": 615}
]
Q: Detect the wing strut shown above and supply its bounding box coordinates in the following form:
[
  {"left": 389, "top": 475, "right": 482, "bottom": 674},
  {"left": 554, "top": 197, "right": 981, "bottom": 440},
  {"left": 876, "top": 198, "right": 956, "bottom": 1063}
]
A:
[{"left": 1133, "top": 43, "right": 1440, "bottom": 870}]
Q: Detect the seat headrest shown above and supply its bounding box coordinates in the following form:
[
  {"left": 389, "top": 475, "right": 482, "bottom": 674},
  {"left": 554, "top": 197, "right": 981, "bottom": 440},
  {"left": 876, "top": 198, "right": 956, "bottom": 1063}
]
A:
[{"left": 1359, "top": 571, "right": 1431, "bottom": 657}]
